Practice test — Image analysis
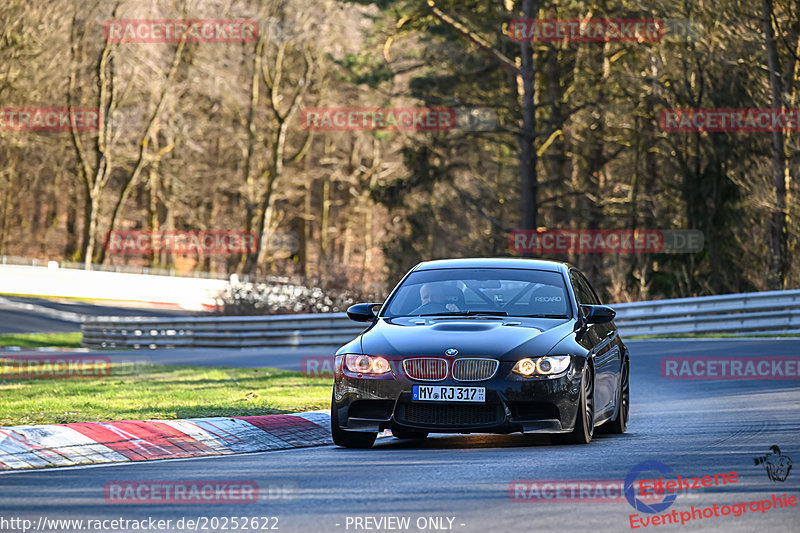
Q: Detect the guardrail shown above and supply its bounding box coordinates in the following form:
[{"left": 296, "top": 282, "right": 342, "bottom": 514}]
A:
[
  {"left": 612, "top": 290, "right": 800, "bottom": 336},
  {"left": 81, "top": 289, "right": 800, "bottom": 349},
  {"left": 82, "top": 313, "right": 366, "bottom": 349}
]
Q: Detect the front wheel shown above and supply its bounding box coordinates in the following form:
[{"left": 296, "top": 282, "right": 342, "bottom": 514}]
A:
[
  {"left": 554, "top": 365, "right": 594, "bottom": 445},
  {"left": 599, "top": 358, "right": 629, "bottom": 434},
  {"left": 331, "top": 393, "right": 377, "bottom": 448}
]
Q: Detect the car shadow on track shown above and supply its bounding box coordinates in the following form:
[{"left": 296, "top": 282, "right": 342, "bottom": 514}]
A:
[{"left": 370, "top": 432, "right": 630, "bottom": 449}]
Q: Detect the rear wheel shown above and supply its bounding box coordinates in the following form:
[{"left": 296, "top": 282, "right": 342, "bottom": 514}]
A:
[
  {"left": 554, "top": 365, "right": 594, "bottom": 444},
  {"left": 599, "top": 359, "right": 629, "bottom": 434},
  {"left": 331, "top": 393, "right": 377, "bottom": 448}
]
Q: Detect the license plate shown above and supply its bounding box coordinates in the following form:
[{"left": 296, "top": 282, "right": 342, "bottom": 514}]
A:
[{"left": 412, "top": 385, "right": 485, "bottom": 402}]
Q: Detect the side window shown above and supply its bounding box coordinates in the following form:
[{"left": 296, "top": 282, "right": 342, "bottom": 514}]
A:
[
  {"left": 570, "top": 271, "right": 599, "bottom": 306},
  {"left": 577, "top": 272, "right": 601, "bottom": 305},
  {"left": 569, "top": 272, "right": 588, "bottom": 305}
]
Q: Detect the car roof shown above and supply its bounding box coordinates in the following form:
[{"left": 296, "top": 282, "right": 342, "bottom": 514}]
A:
[{"left": 412, "top": 257, "right": 570, "bottom": 273}]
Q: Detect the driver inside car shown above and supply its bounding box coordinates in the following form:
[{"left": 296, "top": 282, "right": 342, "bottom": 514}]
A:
[{"left": 417, "top": 283, "right": 461, "bottom": 312}]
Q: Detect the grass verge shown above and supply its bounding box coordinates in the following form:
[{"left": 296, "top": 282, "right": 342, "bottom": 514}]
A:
[
  {"left": 0, "top": 332, "right": 83, "bottom": 348},
  {"left": 0, "top": 362, "right": 330, "bottom": 426}
]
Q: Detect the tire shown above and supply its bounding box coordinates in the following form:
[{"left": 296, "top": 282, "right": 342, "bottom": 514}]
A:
[
  {"left": 392, "top": 428, "right": 428, "bottom": 440},
  {"left": 599, "top": 358, "right": 629, "bottom": 434},
  {"left": 330, "top": 393, "right": 377, "bottom": 448},
  {"left": 554, "top": 365, "right": 594, "bottom": 444}
]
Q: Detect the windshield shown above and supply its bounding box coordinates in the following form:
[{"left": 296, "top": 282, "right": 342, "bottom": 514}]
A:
[{"left": 381, "top": 268, "right": 571, "bottom": 318}]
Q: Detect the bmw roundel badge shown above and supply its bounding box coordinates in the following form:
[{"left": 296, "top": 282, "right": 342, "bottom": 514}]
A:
[{"left": 445, "top": 348, "right": 458, "bottom": 356}]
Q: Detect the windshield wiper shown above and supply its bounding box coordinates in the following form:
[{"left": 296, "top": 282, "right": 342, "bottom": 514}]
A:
[
  {"left": 419, "top": 310, "right": 508, "bottom": 317},
  {"left": 516, "top": 314, "right": 569, "bottom": 319}
]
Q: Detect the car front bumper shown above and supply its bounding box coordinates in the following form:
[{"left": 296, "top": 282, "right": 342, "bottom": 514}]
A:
[{"left": 332, "top": 356, "right": 586, "bottom": 434}]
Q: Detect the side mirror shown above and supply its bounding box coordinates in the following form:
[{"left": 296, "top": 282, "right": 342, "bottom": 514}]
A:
[
  {"left": 346, "top": 302, "right": 381, "bottom": 322},
  {"left": 581, "top": 304, "right": 616, "bottom": 324}
]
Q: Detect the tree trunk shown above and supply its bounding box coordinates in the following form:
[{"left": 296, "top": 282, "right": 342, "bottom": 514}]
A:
[
  {"left": 518, "top": 0, "right": 538, "bottom": 230},
  {"left": 0, "top": 161, "right": 15, "bottom": 256},
  {"left": 300, "top": 177, "right": 313, "bottom": 279},
  {"left": 83, "top": 188, "right": 101, "bottom": 268},
  {"left": 64, "top": 177, "right": 79, "bottom": 261},
  {"left": 250, "top": 119, "right": 287, "bottom": 272},
  {"left": 319, "top": 176, "right": 331, "bottom": 282},
  {"left": 762, "top": 0, "right": 789, "bottom": 289},
  {"left": 239, "top": 37, "right": 264, "bottom": 273}
]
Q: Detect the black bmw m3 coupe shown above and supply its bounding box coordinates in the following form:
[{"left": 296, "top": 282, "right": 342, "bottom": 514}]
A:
[{"left": 331, "top": 258, "right": 629, "bottom": 448}]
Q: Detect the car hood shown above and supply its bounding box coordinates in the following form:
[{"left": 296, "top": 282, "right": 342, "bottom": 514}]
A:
[{"left": 355, "top": 316, "right": 575, "bottom": 360}]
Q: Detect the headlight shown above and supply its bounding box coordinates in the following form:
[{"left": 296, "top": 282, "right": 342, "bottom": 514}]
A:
[
  {"left": 513, "top": 356, "right": 571, "bottom": 376},
  {"left": 344, "top": 354, "right": 391, "bottom": 375}
]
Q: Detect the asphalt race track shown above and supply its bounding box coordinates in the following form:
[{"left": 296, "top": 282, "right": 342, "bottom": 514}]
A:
[{"left": 1, "top": 339, "right": 798, "bottom": 532}]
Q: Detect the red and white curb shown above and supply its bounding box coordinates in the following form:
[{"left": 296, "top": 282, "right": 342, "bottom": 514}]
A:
[{"left": 0, "top": 410, "right": 333, "bottom": 470}]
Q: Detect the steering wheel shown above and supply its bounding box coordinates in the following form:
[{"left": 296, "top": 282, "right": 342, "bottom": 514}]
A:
[{"left": 410, "top": 302, "right": 449, "bottom": 315}]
